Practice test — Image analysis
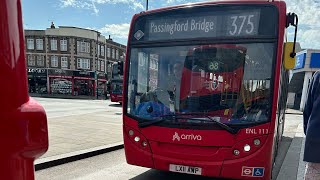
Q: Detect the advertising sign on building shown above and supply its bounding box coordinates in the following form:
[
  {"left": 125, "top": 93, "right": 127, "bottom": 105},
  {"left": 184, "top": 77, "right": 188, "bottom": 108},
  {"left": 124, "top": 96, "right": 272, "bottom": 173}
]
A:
[
  {"left": 310, "top": 53, "right": 320, "bottom": 68},
  {"left": 27, "top": 68, "right": 47, "bottom": 76},
  {"left": 74, "top": 70, "right": 95, "bottom": 79},
  {"left": 294, "top": 53, "right": 306, "bottom": 70},
  {"left": 48, "top": 69, "right": 73, "bottom": 78},
  {"left": 50, "top": 78, "right": 72, "bottom": 94}
]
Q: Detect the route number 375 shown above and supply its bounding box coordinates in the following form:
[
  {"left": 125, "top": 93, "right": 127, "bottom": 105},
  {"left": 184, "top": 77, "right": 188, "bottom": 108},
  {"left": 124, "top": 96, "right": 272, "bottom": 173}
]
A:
[{"left": 229, "top": 15, "right": 255, "bottom": 36}]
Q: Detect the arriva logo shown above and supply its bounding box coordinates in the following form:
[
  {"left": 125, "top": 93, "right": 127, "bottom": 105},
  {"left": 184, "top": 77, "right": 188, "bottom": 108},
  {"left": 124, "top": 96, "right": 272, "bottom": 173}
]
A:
[{"left": 172, "top": 132, "right": 202, "bottom": 141}]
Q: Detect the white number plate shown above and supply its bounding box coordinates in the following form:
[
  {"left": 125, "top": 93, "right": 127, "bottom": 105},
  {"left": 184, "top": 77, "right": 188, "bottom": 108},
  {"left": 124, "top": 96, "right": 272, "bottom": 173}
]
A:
[{"left": 169, "top": 164, "right": 202, "bottom": 175}]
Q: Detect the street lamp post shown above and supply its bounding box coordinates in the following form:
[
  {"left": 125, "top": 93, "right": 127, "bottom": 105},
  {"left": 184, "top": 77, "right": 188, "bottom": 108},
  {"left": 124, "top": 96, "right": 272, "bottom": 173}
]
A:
[
  {"left": 96, "top": 31, "right": 101, "bottom": 99},
  {"left": 146, "top": 0, "right": 148, "bottom": 10}
]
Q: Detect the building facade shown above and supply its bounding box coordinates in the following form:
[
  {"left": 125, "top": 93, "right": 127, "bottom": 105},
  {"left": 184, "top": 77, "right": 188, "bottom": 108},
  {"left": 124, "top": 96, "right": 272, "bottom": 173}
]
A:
[
  {"left": 25, "top": 25, "right": 126, "bottom": 98},
  {"left": 288, "top": 48, "right": 320, "bottom": 110}
]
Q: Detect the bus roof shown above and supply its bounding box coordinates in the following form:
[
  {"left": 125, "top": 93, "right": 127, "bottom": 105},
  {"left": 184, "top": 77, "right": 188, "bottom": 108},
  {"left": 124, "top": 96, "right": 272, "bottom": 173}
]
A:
[{"left": 136, "top": 0, "right": 284, "bottom": 15}]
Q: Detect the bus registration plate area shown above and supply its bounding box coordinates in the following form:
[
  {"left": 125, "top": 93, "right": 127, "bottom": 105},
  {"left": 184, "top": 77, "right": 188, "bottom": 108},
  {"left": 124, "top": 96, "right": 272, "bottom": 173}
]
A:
[{"left": 169, "top": 164, "right": 202, "bottom": 175}]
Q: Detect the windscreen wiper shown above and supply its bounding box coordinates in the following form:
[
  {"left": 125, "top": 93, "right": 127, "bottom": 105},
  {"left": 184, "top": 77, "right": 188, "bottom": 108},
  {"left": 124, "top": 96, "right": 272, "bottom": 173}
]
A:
[
  {"left": 138, "top": 118, "right": 167, "bottom": 128},
  {"left": 139, "top": 114, "right": 238, "bottom": 134},
  {"left": 138, "top": 114, "right": 198, "bottom": 128},
  {"left": 204, "top": 116, "right": 238, "bottom": 134},
  {"left": 161, "top": 113, "right": 238, "bottom": 134},
  {"left": 138, "top": 114, "right": 189, "bottom": 128},
  {"left": 166, "top": 113, "right": 238, "bottom": 134}
]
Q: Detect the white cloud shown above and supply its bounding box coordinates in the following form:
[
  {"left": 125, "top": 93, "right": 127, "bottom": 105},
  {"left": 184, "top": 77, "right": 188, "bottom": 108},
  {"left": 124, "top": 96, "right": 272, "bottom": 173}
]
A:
[
  {"left": 60, "top": 0, "right": 76, "bottom": 7},
  {"left": 94, "top": 0, "right": 144, "bottom": 10},
  {"left": 60, "top": 0, "right": 99, "bottom": 14},
  {"left": 286, "top": 0, "right": 320, "bottom": 49},
  {"left": 287, "top": 0, "right": 320, "bottom": 28},
  {"left": 298, "top": 29, "right": 320, "bottom": 49},
  {"left": 164, "top": 0, "right": 188, "bottom": 4},
  {"left": 98, "top": 23, "right": 130, "bottom": 39},
  {"left": 91, "top": 1, "right": 99, "bottom": 14},
  {"left": 59, "top": 0, "right": 144, "bottom": 14}
]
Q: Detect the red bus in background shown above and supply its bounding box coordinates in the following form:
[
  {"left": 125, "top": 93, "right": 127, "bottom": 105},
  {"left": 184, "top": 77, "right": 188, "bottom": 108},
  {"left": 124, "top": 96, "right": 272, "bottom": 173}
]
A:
[
  {"left": 110, "top": 79, "right": 123, "bottom": 103},
  {"left": 0, "top": 0, "right": 49, "bottom": 179},
  {"left": 123, "top": 1, "right": 298, "bottom": 179},
  {"left": 180, "top": 44, "right": 246, "bottom": 115},
  {"left": 110, "top": 61, "right": 123, "bottom": 104}
]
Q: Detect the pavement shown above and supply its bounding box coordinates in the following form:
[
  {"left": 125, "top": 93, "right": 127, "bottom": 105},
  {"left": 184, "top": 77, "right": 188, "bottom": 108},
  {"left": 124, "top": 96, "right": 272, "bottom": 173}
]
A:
[
  {"left": 277, "top": 113, "right": 306, "bottom": 180},
  {"left": 32, "top": 98, "right": 307, "bottom": 180},
  {"left": 285, "top": 108, "right": 303, "bottom": 115},
  {"left": 30, "top": 93, "right": 108, "bottom": 100},
  {"left": 33, "top": 97, "right": 123, "bottom": 167}
]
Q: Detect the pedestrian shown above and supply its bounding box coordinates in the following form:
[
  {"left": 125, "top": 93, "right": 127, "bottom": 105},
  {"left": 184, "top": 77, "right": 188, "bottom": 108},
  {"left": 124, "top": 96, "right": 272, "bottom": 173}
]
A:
[
  {"left": 303, "top": 70, "right": 320, "bottom": 180},
  {"left": 105, "top": 89, "right": 108, "bottom": 100}
]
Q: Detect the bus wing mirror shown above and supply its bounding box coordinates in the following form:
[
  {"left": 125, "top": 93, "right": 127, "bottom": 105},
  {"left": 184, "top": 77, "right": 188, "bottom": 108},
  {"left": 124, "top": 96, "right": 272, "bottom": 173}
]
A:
[
  {"left": 284, "top": 13, "right": 298, "bottom": 70},
  {"left": 283, "top": 42, "right": 296, "bottom": 70}
]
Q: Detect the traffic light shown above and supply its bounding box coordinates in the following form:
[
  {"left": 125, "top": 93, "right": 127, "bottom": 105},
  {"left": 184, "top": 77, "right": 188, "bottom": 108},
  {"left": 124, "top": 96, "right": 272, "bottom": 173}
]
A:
[{"left": 117, "top": 61, "right": 124, "bottom": 75}]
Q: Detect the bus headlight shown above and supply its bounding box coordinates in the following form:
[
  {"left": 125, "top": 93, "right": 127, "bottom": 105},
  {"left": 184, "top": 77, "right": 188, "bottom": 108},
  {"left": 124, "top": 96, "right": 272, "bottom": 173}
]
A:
[
  {"left": 227, "top": 135, "right": 268, "bottom": 160},
  {"left": 125, "top": 126, "right": 151, "bottom": 152},
  {"left": 244, "top": 144, "right": 251, "bottom": 152},
  {"left": 134, "top": 136, "right": 140, "bottom": 142}
]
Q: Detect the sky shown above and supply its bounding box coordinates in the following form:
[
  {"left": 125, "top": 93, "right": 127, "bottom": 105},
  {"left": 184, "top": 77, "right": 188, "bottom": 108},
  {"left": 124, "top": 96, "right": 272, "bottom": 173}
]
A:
[{"left": 22, "top": 0, "right": 320, "bottom": 49}]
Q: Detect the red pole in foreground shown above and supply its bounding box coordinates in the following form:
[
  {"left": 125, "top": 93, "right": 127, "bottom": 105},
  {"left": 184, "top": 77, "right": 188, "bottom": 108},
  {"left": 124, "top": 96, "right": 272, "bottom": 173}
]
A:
[{"left": 0, "top": 0, "right": 49, "bottom": 179}]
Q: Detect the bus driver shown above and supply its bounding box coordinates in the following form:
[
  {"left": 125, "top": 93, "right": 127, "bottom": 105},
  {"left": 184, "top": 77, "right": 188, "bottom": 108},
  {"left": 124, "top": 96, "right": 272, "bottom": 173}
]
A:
[{"left": 168, "top": 62, "right": 183, "bottom": 112}]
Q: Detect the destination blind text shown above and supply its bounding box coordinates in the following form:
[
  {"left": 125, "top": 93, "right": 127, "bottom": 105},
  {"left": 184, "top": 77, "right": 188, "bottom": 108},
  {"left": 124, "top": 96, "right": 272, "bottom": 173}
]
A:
[{"left": 150, "top": 18, "right": 215, "bottom": 35}]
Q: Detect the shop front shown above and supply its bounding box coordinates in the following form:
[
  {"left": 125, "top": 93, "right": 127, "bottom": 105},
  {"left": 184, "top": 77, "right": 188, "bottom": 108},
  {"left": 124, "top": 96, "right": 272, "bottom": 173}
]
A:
[
  {"left": 27, "top": 68, "right": 47, "bottom": 94},
  {"left": 48, "top": 69, "right": 73, "bottom": 96},
  {"left": 73, "top": 71, "right": 95, "bottom": 97},
  {"left": 28, "top": 69, "right": 97, "bottom": 98}
]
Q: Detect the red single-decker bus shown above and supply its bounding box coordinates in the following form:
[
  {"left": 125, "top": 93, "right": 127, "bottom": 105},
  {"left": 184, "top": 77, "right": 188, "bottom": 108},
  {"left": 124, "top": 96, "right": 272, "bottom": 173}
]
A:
[{"left": 123, "top": 1, "right": 298, "bottom": 179}]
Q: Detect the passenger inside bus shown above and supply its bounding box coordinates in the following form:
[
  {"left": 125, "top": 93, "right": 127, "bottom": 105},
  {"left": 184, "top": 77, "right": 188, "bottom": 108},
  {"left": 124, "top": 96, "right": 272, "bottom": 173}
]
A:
[
  {"left": 135, "top": 61, "right": 184, "bottom": 118},
  {"left": 135, "top": 89, "right": 171, "bottom": 118}
]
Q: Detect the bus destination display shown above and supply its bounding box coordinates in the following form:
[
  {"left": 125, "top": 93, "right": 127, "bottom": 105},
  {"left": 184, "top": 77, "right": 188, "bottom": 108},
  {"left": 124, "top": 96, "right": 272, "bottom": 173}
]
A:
[{"left": 141, "top": 11, "right": 260, "bottom": 41}]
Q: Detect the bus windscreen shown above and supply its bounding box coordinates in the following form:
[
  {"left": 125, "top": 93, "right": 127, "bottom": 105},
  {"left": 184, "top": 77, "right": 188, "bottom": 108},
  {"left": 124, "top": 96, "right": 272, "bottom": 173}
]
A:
[
  {"left": 111, "top": 80, "right": 123, "bottom": 94},
  {"left": 126, "top": 43, "right": 275, "bottom": 126}
]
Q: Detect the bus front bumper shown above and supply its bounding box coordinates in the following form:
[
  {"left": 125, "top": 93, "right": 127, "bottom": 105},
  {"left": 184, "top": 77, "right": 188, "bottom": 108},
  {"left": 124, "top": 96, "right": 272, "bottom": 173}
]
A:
[{"left": 124, "top": 133, "right": 273, "bottom": 179}]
